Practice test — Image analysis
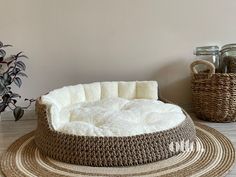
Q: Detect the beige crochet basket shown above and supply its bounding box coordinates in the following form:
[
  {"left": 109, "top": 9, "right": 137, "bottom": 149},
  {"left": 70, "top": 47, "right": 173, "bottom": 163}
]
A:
[
  {"left": 35, "top": 97, "right": 196, "bottom": 167},
  {"left": 191, "top": 59, "right": 236, "bottom": 122}
]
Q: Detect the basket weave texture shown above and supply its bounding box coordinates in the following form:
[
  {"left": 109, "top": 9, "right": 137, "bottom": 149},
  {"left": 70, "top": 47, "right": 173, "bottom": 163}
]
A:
[
  {"left": 191, "top": 60, "right": 236, "bottom": 122},
  {"left": 35, "top": 98, "right": 196, "bottom": 167}
]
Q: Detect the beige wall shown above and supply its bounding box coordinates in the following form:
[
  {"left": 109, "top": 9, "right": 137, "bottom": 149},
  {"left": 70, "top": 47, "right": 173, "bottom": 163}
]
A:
[{"left": 1, "top": 0, "right": 236, "bottom": 108}]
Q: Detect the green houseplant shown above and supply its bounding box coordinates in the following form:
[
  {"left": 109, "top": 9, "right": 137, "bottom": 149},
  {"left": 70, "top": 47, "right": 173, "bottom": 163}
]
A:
[{"left": 0, "top": 41, "right": 34, "bottom": 121}]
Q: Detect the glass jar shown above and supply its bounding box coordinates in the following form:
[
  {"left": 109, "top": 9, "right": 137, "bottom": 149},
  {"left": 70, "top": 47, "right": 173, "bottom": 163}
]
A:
[
  {"left": 194, "top": 46, "right": 220, "bottom": 73},
  {"left": 220, "top": 44, "right": 236, "bottom": 73}
]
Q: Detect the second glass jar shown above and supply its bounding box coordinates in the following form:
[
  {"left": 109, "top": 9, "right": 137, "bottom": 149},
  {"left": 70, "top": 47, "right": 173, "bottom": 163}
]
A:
[{"left": 220, "top": 44, "right": 236, "bottom": 73}]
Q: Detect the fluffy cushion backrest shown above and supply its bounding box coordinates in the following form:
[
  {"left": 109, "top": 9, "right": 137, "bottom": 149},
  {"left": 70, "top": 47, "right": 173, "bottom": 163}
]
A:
[
  {"left": 136, "top": 81, "right": 158, "bottom": 99},
  {"left": 101, "top": 82, "right": 119, "bottom": 99},
  {"left": 83, "top": 82, "right": 101, "bottom": 102},
  {"left": 42, "top": 81, "right": 158, "bottom": 108},
  {"left": 41, "top": 81, "right": 158, "bottom": 129},
  {"left": 118, "top": 81, "right": 136, "bottom": 99},
  {"left": 67, "top": 85, "right": 86, "bottom": 104}
]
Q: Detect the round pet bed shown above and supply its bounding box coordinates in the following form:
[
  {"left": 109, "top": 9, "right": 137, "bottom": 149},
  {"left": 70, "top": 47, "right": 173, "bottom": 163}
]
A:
[
  {"left": 1, "top": 123, "right": 235, "bottom": 177},
  {"left": 35, "top": 81, "right": 196, "bottom": 167}
]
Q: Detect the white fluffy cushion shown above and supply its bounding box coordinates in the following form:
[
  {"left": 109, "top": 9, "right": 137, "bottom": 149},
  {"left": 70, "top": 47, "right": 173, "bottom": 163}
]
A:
[
  {"left": 84, "top": 82, "right": 101, "bottom": 102},
  {"left": 118, "top": 81, "right": 136, "bottom": 99},
  {"left": 42, "top": 87, "right": 71, "bottom": 109},
  {"left": 57, "top": 98, "right": 186, "bottom": 136},
  {"left": 101, "top": 82, "right": 118, "bottom": 99},
  {"left": 42, "top": 81, "right": 158, "bottom": 106},
  {"left": 41, "top": 81, "right": 160, "bottom": 132},
  {"left": 136, "top": 81, "right": 158, "bottom": 99},
  {"left": 67, "top": 85, "right": 86, "bottom": 104}
]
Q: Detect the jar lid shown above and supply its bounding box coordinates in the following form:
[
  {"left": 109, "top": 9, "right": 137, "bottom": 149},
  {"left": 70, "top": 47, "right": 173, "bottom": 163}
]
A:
[
  {"left": 195, "top": 46, "right": 219, "bottom": 55},
  {"left": 221, "top": 43, "right": 236, "bottom": 53}
]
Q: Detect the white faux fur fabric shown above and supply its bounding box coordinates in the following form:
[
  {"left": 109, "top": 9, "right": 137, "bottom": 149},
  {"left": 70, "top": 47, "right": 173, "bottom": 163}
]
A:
[
  {"left": 42, "top": 81, "right": 158, "bottom": 107},
  {"left": 101, "top": 82, "right": 118, "bottom": 99},
  {"left": 57, "top": 98, "right": 185, "bottom": 136},
  {"left": 136, "top": 81, "right": 158, "bottom": 99},
  {"left": 83, "top": 82, "right": 101, "bottom": 102},
  {"left": 41, "top": 81, "right": 169, "bottom": 134},
  {"left": 118, "top": 81, "right": 136, "bottom": 99}
]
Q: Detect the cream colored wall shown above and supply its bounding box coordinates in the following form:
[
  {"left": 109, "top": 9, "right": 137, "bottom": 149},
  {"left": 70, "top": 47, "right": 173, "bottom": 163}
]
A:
[{"left": 1, "top": 0, "right": 236, "bottom": 108}]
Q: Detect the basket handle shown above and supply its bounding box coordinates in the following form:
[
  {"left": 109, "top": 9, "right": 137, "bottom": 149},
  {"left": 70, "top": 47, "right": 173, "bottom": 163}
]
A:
[{"left": 190, "top": 60, "right": 215, "bottom": 76}]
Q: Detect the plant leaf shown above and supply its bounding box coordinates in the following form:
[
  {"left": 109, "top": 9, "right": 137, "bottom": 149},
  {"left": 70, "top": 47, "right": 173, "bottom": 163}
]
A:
[
  {"left": 17, "top": 72, "right": 28, "bottom": 77},
  {"left": 0, "top": 77, "right": 5, "bottom": 84},
  {"left": 2, "top": 45, "right": 13, "bottom": 48},
  {"left": 15, "top": 52, "right": 23, "bottom": 57},
  {"left": 3, "top": 72, "right": 11, "bottom": 85},
  {"left": 15, "top": 61, "right": 26, "bottom": 71},
  {"left": 12, "top": 99, "right": 17, "bottom": 104},
  {"left": 13, "top": 107, "right": 24, "bottom": 121},
  {"left": 11, "top": 93, "right": 21, "bottom": 98},
  {"left": 3, "top": 72, "right": 9, "bottom": 80},
  {"left": 2, "top": 94, "right": 10, "bottom": 103},
  {"left": 0, "top": 103, "right": 7, "bottom": 112},
  {"left": 12, "top": 68, "right": 21, "bottom": 75},
  {"left": 0, "top": 87, "right": 6, "bottom": 96},
  {"left": 0, "top": 49, "right": 6, "bottom": 58},
  {"left": 13, "top": 77, "right": 22, "bottom": 87},
  {"left": 18, "top": 55, "right": 28, "bottom": 59},
  {"left": 0, "top": 77, "right": 7, "bottom": 95}
]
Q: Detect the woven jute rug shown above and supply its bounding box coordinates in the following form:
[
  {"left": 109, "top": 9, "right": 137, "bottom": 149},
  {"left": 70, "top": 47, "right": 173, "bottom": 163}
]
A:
[{"left": 1, "top": 123, "right": 235, "bottom": 177}]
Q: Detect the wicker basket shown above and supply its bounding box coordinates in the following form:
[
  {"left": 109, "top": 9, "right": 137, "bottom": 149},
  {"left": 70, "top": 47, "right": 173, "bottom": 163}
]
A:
[{"left": 191, "top": 59, "right": 236, "bottom": 122}]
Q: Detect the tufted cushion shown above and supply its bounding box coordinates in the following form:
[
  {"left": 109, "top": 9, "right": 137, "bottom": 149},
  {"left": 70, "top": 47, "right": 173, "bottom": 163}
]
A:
[
  {"left": 67, "top": 85, "right": 86, "bottom": 104},
  {"left": 136, "top": 81, "right": 158, "bottom": 99},
  {"left": 118, "top": 81, "right": 136, "bottom": 99},
  {"left": 101, "top": 82, "right": 119, "bottom": 99},
  {"left": 41, "top": 81, "right": 158, "bottom": 129},
  {"left": 42, "top": 87, "right": 71, "bottom": 109},
  {"left": 84, "top": 82, "right": 101, "bottom": 102},
  {"left": 42, "top": 81, "right": 158, "bottom": 106}
]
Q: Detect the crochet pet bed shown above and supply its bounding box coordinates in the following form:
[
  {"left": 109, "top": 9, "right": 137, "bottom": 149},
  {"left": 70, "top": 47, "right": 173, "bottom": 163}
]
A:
[{"left": 35, "top": 81, "right": 196, "bottom": 167}]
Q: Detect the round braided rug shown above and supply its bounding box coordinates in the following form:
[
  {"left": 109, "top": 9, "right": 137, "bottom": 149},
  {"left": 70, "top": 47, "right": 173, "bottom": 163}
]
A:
[{"left": 1, "top": 123, "right": 235, "bottom": 177}]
